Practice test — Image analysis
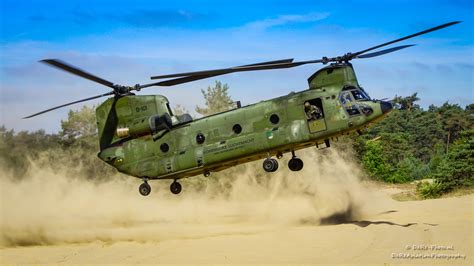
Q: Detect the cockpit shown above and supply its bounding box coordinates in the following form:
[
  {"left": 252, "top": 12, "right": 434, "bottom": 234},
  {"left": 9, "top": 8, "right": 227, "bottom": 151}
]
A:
[
  {"left": 341, "top": 85, "right": 370, "bottom": 100},
  {"left": 339, "top": 86, "right": 373, "bottom": 116},
  {"left": 351, "top": 89, "right": 370, "bottom": 101}
]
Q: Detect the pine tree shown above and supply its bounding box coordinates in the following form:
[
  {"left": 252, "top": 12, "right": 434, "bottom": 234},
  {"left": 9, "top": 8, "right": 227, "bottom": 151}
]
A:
[{"left": 432, "top": 130, "right": 474, "bottom": 192}]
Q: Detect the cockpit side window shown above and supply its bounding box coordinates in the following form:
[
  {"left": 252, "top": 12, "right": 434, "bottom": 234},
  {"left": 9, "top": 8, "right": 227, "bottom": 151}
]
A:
[
  {"left": 339, "top": 92, "right": 360, "bottom": 116},
  {"left": 339, "top": 92, "right": 353, "bottom": 105},
  {"left": 351, "top": 90, "right": 368, "bottom": 100}
]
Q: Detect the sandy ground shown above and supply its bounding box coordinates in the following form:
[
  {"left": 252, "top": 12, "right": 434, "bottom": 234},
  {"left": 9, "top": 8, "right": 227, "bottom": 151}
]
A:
[{"left": 1, "top": 150, "right": 472, "bottom": 265}]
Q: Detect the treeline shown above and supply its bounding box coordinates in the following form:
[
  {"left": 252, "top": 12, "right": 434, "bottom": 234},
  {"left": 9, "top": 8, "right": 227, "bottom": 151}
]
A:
[
  {"left": 0, "top": 106, "right": 116, "bottom": 181},
  {"left": 354, "top": 93, "right": 473, "bottom": 197},
  {"left": 1, "top": 84, "right": 472, "bottom": 198}
]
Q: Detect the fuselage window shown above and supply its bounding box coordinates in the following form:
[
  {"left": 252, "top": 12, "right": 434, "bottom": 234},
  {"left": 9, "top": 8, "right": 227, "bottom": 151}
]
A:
[
  {"left": 270, "top": 114, "right": 280, "bottom": 124},
  {"left": 232, "top": 124, "right": 242, "bottom": 134},
  {"left": 304, "top": 98, "right": 324, "bottom": 121},
  {"left": 160, "top": 143, "right": 169, "bottom": 153},
  {"left": 196, "top": 133, "right": 205, "bottom": 144}
]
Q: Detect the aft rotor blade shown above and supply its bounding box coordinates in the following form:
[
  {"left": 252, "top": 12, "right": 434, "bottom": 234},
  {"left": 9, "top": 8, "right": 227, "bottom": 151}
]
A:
[
  {"left": 41, "top": 59, "right": 116, "bottom": 89},
  {"left": 151, "top": 58, "right": 295, "bottom": 79},
  {"left": 239, "top": 58, "right": 294, "bottom": 67},
  {"left": 355, "top": 45, "right": 415, "bottom": 58},
  {"left": 23, "top": 91, "right": 114, "bottom": 119},
  {"left": 353, "top": 21, "right": 461, "bottom": 57}
]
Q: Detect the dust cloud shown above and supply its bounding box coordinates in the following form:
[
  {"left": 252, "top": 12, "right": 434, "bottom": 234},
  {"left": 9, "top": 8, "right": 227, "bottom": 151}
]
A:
[{"left": 0, "top": 148, "right": 379, "bottom": 247}]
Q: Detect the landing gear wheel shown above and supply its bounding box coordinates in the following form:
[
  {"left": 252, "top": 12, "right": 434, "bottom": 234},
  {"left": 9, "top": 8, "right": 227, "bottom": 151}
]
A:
[
  {"left": 288, "top": 157, "right": 304, "bottom": 171},
  {"left": 139, "top": 182, "right": 151, "bottom": 196},
  {"left": 269, "top": 158, "right": 279, "bottom": 172},
  {"left": 170, "top": 181, "right": 182, "bottom": 194},
  {"left": 263, "top": 158, "right": 279, "bottom": 172}
]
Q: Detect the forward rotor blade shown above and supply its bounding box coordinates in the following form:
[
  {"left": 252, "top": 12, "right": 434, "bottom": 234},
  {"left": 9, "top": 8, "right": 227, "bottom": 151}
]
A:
[
  {"left": 156, "top": 74, "right": 225, "bottom": 86},
  {"left": 23, "top": 91, "right": 114, "bottom": 119},
  {"left": 41, "top": 59, "right": 116, "bottom": 89},
  {"left": 151, "top": 58, "right": 294, "bottom": 79},
  {"left": 151, "top": 59, "right": 321, "bottom": 85},
  {"left": 355, "top": 44, "right": 415, "bottom": 58},
  {"left": 353, "top": 21, "right": 461, "bottom": 57}
]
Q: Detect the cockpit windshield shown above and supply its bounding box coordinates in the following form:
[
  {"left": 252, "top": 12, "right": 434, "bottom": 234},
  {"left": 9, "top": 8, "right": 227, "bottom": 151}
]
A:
[{"left": 351, "top": 89, "right": 370, "bottom": 101}]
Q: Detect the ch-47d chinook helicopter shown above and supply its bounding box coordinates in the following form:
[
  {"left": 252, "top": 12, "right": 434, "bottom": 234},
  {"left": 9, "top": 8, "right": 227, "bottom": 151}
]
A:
[{"left": 25, "top": 21, "right": 459, "bottom": 196}]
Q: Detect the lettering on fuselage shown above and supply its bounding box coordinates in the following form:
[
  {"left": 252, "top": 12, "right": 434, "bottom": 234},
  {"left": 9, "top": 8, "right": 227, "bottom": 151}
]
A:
[
  {"left": 135, "top": 105, "right": 148, "bottom": 112},
  {"left": 204, "top": 138, "right": 255, "bottom": 155}
]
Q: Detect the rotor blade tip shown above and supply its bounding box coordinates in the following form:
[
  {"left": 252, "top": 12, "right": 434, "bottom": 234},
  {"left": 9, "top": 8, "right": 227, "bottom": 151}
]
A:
[
  {"left": 39, "top": 59, "right": 56, "bottom": 64},
  {"left": 446, "top": 21, "right": 462, "bottom": 27}
]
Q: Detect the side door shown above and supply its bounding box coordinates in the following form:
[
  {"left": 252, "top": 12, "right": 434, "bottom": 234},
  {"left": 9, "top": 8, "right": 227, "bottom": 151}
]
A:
[{"left": 303, "top": 98, "right": 327, "bottom": 133}]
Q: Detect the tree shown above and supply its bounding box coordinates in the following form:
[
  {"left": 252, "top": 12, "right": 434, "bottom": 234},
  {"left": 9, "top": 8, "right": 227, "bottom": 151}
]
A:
[
  {"left": 435, "top": 102, "right": 472, "bottom": 153},
  {"left": 60, "top": 105, "right": 97, "bottom": 145},
  {"left": 0, "top": 125, "right": 62, "bottom": 177},
  {"left": 393, "top": 93, "right": 420, "bottom": 111},
  {"left": 432, "top": 130, "right": 474, "bottom": 192},
  {"left": 173, "top": 104, "right": 189, "bottom": 116},
  {"left": 355, "top": 93, "right": 473, "bottom": 188},
  {"left": 195, "top": 81, "right": 234, "bottom": 116},
  {"left": 362, "top": 140, "right": 391, "bottom": 181}
]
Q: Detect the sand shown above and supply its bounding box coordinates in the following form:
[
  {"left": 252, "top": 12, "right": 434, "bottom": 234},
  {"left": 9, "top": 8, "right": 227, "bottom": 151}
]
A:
[{"left": 1, "top": 149, "right": 472, "bottom": 265}]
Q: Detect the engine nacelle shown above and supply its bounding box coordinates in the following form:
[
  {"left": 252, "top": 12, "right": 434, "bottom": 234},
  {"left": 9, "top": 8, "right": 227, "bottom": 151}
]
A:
[{"left": 116, "top": 113, "right": 172, "bottom": 138}]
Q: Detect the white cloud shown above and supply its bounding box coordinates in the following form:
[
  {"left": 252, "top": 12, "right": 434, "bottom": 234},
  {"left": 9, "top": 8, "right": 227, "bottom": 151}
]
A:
[{"left": 244, "top": 12, "right": 330, "bottom": 30}]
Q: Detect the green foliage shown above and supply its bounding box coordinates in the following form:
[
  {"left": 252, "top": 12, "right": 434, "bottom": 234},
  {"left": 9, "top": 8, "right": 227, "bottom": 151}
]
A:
[
  {"left": 0, "top": 125, "right": 62, "bottom": 177},
  {"left": 435, "top": 103, "right": 472, "bottom": 153},
  {"left": 393, "top": 93, "right": 420, "bottom": 111},
  {"left": 417, "top": 181, "right": 442, "bottom": 199},
  {"left": 0, "top": 106, "right": 116, "bottom": 181},
  {"left": 195, "top": 81, "right": 234, "bottom": 116},
  {"left": 389, "top": 156, "right": 428, "bottom": 183},
  {"left": 362, "top": 140, "right": 390, "bottom": 180},
  {"left": 356, "top": 97, "right": 473, "bottom": 193},
  {"left": 60, "top": 106, "right": 97, "bottom": 145},
  {"left": 431, "top": 130, "right": 474, "bottom": 192}
]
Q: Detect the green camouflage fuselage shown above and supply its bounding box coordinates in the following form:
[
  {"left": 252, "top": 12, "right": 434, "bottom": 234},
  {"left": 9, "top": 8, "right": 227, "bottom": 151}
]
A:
[{"left": 96, "top": 63, "right": 391, "bottom": 180}]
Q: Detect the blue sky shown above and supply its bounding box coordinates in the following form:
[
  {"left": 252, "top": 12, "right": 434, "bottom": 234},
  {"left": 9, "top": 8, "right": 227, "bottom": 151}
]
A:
[{"left": 1, "top": 0, "right": 473, "bottom": 132}]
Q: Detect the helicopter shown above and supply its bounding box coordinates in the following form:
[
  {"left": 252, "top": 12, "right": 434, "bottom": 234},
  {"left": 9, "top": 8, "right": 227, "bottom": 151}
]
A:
[{"left": 25, "top": 21, "right": 460, "bottom": 196}]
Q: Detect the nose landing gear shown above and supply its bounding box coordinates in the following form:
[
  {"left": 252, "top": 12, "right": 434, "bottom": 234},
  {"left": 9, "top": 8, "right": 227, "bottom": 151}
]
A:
[{"left": 288, "top": 151, "right": 304, "bottom": 171}]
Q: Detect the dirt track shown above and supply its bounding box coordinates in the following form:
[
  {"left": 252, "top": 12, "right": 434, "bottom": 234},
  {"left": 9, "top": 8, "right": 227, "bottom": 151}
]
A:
[{"left": 1, "top": 150, "right": 472, "bottom": 265}]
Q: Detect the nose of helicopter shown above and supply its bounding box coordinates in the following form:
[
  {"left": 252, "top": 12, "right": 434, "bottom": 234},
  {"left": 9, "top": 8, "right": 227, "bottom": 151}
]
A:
[{"left": 380, "top": 101, "right": 393, "bottom": 114}]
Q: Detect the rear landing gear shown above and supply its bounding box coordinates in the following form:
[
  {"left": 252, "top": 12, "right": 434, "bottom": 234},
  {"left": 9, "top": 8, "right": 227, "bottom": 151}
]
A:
[
  {"left": 139, "top": 181, "right": 151, "bottom": 196},
  {"left": 288, "top": 151, "right": 304, "bottom": 171},
  {"left": 263, "top": 158, "right": 279, "bottom": 172},
  {"left": 170, "top": 180, "right": 182, "bottom": 194}
]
